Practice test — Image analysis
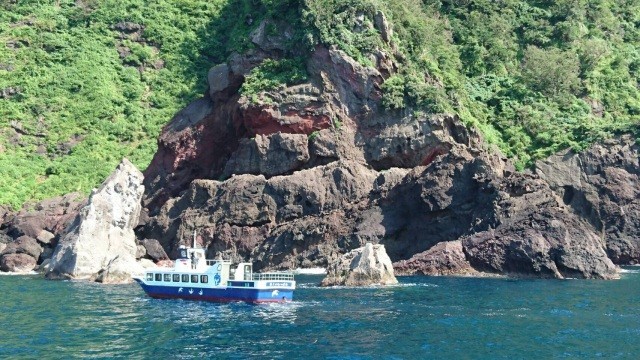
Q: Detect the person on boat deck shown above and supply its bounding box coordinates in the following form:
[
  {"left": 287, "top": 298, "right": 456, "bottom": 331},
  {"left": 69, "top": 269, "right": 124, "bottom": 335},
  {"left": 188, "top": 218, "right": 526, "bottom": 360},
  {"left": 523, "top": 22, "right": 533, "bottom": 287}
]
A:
[{"left": 190, "top": 252, "right": 196, "bottom": 269}]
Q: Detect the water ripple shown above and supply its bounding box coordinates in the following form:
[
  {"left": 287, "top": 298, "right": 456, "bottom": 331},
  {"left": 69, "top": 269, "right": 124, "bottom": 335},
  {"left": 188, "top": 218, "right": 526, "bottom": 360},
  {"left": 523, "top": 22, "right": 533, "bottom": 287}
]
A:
[{"left": 0, "top": 273, "right": 639, "bottom": 358}]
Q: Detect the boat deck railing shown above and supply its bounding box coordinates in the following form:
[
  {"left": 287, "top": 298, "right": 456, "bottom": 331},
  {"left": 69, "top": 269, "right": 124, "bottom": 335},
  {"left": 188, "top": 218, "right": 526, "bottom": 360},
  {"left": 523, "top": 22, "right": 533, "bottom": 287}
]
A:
[
  {"left": 251, "top": 272, "right": 295, "bottom": 281},
  {"left": 206, "top": 259, "right": 233, "bottom": 266}
]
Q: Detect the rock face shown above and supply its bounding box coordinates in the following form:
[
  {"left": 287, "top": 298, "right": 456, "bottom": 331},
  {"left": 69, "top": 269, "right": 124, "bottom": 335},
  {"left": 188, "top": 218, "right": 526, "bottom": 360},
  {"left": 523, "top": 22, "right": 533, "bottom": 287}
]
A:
[
  {"left": 5, "top": 193, "right": 84, "bottom": 240},
  {"left": 321, "top": 243, "right": 398, "bottom": 286},
  {"left": 46, "top": 159, "right": 144, "bottom": 283},
  {"left": 536, "top": 136, "right": 640, "bottom": 265},
  {"left": 141, "top": 239, "right": 169, "bottom": 262},
  {"left": 143, "top": 159, "right": 379, "bottom": 269},
  {"left": 379, "top": 145, "right": 617, "bottom": 279},
  {"left": 0, "top": 193, "right": 85, "bottom": 273},
  {"left": 461, "top": 172, "right": 618, "bottom": 279},
  {"left": 394, "top": 241, "right": 476, "bottom": 276},
  {"left": 223, "top": 133, "right": 310, "bottom": 178},
  {"left": 134, "top": 12, "right": 637, "bottom": 280}
]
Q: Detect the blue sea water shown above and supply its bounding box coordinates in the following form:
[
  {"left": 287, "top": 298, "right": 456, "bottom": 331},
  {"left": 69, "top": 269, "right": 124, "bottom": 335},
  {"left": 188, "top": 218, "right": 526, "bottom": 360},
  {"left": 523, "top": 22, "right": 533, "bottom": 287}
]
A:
[{"left": 1, "top": 270, "right": 640, "bottom": 359}]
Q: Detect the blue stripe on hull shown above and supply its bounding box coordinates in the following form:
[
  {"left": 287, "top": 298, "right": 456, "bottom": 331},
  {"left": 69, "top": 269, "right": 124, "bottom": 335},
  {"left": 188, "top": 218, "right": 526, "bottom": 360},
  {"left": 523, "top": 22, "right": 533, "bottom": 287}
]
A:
[{"left": 134, "top": 280, "right": 293, "bottom": 304}]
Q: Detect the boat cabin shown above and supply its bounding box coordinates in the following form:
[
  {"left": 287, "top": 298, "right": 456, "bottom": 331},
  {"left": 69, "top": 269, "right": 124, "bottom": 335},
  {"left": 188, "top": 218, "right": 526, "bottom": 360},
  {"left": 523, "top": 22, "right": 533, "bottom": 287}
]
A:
[{"left": 142, "top": 245, "right": 262, "bottom": 288}]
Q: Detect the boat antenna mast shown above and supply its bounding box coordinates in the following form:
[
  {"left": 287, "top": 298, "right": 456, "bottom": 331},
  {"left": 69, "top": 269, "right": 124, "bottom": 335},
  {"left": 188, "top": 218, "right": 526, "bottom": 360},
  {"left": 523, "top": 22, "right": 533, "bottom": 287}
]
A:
[{"left": 192, "top": 230, "right": 197, "bottom": 249}]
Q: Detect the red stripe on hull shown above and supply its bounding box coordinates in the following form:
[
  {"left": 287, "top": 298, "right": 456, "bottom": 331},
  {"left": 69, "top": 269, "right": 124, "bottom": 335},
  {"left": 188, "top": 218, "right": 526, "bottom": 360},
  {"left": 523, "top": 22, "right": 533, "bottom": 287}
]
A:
[{"left": 147, "top": 293, "right": 289, "bottom": 304}]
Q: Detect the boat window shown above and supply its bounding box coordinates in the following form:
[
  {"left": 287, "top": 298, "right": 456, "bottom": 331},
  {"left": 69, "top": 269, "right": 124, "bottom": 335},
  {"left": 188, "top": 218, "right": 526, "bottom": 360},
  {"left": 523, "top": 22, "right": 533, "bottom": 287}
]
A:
[
  {"left": 155, "top": 273, "right": 162, "bottom": 281},
  {"left": 191, "top": 275, "right": 199, "bottom": 283},
  {"left": 146, "top": 273, "right": 153, "bottom": 281},
  {"left": 173, "top": 274, "right": 180, "bottom": 282},
  {"left": 163, "top": 274, "right": 171, "bottom": 282},
  {"left": 181, "top": 274, "right": 189, "bottom": 282},
  {"left": 201, "top": 275, "right": 208, "bottom": 283}
]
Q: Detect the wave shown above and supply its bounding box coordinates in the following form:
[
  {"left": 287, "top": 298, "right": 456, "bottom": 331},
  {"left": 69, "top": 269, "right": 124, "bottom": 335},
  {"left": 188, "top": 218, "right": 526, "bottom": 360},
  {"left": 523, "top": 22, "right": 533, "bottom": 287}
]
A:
[
  {"left": 395, "top": 282, "right": 439, "bottom": 288},
  {"left": 292, "top": 268, "right": 326, "bottom": 275},
  {"left": 299, "top": 282, "right": 439, "bottom": 290},
  {"left": 0, "top": 271, "right": 39, "bottom": 276},
  {"left": 619, "top": 268, "right": 640, "bottom": 274}
]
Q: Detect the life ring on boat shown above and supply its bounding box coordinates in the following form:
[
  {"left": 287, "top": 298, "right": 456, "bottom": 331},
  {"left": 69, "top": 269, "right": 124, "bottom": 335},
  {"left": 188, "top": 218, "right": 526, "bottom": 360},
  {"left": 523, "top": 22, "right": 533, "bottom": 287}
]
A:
[{"left": 217, "top": 264, "right": 222, "bottom": 271}]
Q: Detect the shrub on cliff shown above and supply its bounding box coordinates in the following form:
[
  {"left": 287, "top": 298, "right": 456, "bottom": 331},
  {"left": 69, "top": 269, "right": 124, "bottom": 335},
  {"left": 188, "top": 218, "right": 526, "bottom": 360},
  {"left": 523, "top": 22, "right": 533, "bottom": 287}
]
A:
[{"left": 240, "top": 58, "right": 308, "bottom": 102}]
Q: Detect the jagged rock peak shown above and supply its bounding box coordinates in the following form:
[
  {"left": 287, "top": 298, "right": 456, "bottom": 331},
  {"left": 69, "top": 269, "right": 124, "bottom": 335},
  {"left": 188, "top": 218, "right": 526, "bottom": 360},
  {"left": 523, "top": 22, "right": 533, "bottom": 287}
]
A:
[
  {"left": 321, "top": 243, "right": 398, "bottom": 286},
  {"left": 46, "top": 159, "right": 145, "bottom": 283}
]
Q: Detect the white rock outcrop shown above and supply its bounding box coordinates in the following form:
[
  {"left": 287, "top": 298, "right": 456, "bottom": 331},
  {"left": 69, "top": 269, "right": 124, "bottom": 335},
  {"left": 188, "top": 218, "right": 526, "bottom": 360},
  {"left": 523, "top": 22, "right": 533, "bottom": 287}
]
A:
[
  {"left": 46, "top": 159, "right": 144, "bottom": 283},
  {"left": 321, "top": 243, "right": 398, "bottom": 286}
]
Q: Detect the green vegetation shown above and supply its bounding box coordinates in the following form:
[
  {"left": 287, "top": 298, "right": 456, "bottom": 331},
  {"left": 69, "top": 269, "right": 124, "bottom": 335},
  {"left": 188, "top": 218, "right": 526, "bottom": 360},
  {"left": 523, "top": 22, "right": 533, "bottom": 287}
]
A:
[
  {"left": 300, "top": 0, "right": 640, "bottom": 168},
  {"left": 240, "top": 58, "right": 308, "bottom": 102},
  {"left": 1, "top": 0, "right": 639, "bottom": 208},
  {"left": 332, "top": 118, "right": 343, "bottom": 130},
  {"left": 438, "top": 0, "right": 640, "bottom": 166},
  {"left": 0, "top": 0, "right": 281, "bottom": 208},
  {"left": 308, "top": 130, "right": 320, "bottom": 141}
]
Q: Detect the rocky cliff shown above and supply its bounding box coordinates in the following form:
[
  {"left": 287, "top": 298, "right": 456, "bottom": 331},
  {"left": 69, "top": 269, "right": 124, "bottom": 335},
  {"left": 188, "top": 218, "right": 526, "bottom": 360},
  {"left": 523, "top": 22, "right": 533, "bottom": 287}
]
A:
[
  {"left": 132, "top": 20, "right": 636, "bottom": 280},
  {"left": 0, "top": 15, "right": 638, "bottom": 280},
  {"left": 536, "top": 136, "right": 640, "bottom": 265}
]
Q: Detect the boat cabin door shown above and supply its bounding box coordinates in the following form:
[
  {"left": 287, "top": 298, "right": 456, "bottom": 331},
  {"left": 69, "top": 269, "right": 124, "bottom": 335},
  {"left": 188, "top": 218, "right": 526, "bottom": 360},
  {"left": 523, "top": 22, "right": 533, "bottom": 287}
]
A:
[
  {"left": 234, "top": 263, "right": 253, "bottom": 280},
  {"left": 244, "top": 264, "right": 252, "bottom": 280}
]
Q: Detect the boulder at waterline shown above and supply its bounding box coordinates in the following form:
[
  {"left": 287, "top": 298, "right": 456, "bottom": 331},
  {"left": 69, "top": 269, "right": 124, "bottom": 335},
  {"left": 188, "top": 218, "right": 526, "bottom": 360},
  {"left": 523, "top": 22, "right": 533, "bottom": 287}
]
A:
[
  {"left": 0, "top": 253, "right": 37, "bottom": 273},
  {"left": 46, "top": 159, "right": 145, "bottom": 283},
  {"left": 94, "top": 255, "right": 142, "bottom": 284},
  {"left": 138, "top": 258, "right": 157, "bottom": 269},
  {"left": 0, "top": 235, "right": 42, "bottom": 273},
  {"left": 321, "top": 243, "right": 398, "bottom": 286},
  {"left": 394, "top": 240, "right": 477, "bottom": 276},
  {"left": 1, "top": 235, "right": 42, "bottom": 259}
]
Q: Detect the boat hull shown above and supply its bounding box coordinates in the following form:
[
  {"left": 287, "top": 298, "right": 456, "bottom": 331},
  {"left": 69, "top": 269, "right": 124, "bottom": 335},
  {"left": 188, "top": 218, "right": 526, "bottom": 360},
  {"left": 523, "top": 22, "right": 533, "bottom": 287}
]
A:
[{"left": 134, "top": 279, "right": 294, "bottom": 303}]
